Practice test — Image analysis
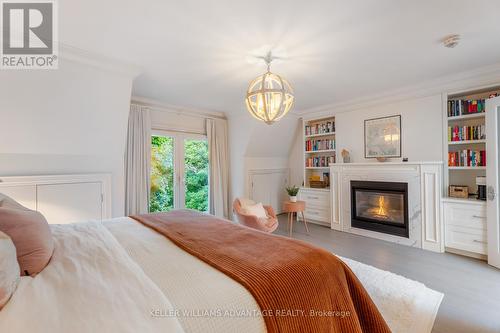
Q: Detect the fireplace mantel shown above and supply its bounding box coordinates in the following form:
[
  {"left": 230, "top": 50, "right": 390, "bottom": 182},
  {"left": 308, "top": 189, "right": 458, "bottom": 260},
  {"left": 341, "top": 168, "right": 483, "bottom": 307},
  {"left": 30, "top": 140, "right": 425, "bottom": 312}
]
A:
[{"left": 329, "top": 162, "right": 444, "bottom": 252}]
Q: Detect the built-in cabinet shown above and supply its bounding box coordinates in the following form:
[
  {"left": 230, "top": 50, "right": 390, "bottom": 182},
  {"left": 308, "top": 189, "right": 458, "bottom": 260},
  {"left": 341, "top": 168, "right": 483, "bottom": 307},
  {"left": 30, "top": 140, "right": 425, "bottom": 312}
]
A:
[
  {"left": 300, "top": 117, "right": 335, "bottom": 226},
  {"left": 442, "top": 86, "right": 500, "bottom": 259},
  {"left": 443, "top": 198, "right": 487, "bottom": 258},
  {"left": 297, "top": 187, "right": 331, "bottom": 226},
  {"left": 0, "top": 174, "right": 111, "bottom": 224},
  {"left": 249, "top": 169, "right": 289, "bottom": 214}
]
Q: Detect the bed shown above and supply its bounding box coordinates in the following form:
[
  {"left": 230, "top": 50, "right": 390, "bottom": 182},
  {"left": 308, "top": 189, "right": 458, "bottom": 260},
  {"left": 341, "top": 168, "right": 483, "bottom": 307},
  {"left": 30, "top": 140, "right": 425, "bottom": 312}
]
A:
[{"left": 0, "top": 208, "right": 443, "bottom": 333}]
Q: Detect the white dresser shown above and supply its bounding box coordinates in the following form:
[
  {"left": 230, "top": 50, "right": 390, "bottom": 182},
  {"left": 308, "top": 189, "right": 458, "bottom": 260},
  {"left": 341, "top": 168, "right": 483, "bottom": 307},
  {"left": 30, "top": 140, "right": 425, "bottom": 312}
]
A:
[
  {"left": 298, "top": 187, "right": 331, "bottom": 227},
  {"left": 443, "top": 198, "right": 487, "bottom": 258}
]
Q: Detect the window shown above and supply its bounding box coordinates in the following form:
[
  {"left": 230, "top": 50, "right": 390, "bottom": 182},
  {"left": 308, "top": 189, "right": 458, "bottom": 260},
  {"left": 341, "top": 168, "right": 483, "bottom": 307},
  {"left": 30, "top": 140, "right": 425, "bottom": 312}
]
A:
[{"left": 149, "top": 132, "right": 209, "bottom": 213}]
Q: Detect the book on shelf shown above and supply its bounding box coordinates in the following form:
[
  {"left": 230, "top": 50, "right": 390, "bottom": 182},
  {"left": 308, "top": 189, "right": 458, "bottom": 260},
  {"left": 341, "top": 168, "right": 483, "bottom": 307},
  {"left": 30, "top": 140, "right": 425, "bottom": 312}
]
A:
[
  {"left": 305, "top": 138, "right": 335, "bottom": 151},
  {"left": 448, "top": 125, "right": 486, "bottom": 142},
  {"left": 447, "top": 99, "right": 486, "bottom": 117},
  {"left": 448, "top": 149, "right": 486, "bottom": 167},
  {"left": 305, "top": 121, "right": 335, "bottom": 136},
  {"left": 306, "top": 154, "right": 336, "bottom": 168}
]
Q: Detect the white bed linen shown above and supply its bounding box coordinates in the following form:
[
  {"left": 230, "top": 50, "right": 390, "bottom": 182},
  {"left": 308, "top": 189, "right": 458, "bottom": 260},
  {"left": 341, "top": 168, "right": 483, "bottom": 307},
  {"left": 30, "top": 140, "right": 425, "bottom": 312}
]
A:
[
  {"left": 0, "top": 222, "right": 183, "bottom": 333},
  {"left": 104, "top": 217, "right": 267, "bottom": 333},
  {"left": 105, "top": 217, "right": 442, "bottom": 333}
]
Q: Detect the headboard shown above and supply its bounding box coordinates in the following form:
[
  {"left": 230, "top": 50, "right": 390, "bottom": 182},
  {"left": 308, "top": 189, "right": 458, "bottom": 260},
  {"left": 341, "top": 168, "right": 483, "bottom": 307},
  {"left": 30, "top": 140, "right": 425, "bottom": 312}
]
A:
[{"left": 0, "top": 174, "right": 112, "bottom": 224}]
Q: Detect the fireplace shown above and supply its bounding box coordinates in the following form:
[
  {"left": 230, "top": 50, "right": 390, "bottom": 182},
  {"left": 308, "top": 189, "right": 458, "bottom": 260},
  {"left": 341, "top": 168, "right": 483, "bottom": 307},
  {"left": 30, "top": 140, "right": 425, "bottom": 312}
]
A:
[{"left": 350, "top": 180, "right": 409, "bottom": 238}]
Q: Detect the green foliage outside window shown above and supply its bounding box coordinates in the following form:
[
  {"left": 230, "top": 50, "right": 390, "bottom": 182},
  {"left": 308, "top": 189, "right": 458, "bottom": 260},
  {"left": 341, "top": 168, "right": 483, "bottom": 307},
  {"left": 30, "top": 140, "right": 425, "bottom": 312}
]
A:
[
  {"left": 184, "top": 139, "right": 209, "bottom": 212},
  {"left": 149, "top": 136, "right": 209, "bottom": 213},
  {"left": 150, "top": 136, "right": 174, "bottom": 212}
]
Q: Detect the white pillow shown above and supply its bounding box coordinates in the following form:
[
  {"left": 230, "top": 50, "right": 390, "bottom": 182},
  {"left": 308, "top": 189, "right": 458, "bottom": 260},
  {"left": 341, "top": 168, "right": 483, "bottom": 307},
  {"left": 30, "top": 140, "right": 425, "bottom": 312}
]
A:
[
  {"left": 0, "top": 231, "right": 20, "bottom": 309},
  {"left": 238, "top": 198, "right": 256, "bottom": 209},
  {"left": 241, "top": 202, "right": 268, "bottom": 219}
]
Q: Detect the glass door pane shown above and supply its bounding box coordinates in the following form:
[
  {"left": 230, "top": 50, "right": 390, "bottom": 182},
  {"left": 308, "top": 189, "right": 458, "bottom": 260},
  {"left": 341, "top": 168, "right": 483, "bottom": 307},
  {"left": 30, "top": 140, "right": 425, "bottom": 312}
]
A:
[
  {"left": 150, "top": 135, "right": 175, "bottom": 212},
  {"left": 184, "top": 138, "right": 209, "bottom": 212}
]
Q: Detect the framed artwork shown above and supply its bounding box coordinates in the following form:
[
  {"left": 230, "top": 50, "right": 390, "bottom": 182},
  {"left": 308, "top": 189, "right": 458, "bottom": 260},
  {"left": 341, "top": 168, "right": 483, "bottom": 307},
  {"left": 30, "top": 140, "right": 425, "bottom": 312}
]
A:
[{"left": 364, "top": 115, "right": 401, "bottom": 158}]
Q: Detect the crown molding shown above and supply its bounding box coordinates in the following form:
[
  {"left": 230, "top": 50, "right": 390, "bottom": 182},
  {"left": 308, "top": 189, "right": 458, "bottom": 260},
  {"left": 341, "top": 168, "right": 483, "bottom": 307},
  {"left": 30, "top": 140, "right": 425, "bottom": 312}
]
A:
[
  {"left": 58, "top": 43, "right": 142, "bottom": 78},
  {"left": 298, "top": 62, "right": 500, "bottom": 119},
  {"left": 131, "top": 96, "right": 227, "bottom": 120}
]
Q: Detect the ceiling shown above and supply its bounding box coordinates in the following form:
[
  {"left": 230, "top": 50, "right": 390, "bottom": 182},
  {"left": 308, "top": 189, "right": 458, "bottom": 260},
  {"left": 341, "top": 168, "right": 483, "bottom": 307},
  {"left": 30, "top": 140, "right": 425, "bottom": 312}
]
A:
[{"left": 60, "top": 0, "right": 500, "bottom": 116}]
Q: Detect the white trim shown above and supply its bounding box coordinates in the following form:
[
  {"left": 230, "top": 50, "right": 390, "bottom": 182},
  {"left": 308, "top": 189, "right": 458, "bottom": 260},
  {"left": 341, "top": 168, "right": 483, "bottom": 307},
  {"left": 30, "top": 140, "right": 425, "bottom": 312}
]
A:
[
  {"left": 59, "top": 43, "right": 142, "bottom": 78},
  {"left": 298, "top": 62, "right": 500, "bottom": 119},
  {"left": 132, "top": 96, "right": 227, "bottom": 120},
  {"left": 0, "top": 173, "right": 112, "bottom": 219}
]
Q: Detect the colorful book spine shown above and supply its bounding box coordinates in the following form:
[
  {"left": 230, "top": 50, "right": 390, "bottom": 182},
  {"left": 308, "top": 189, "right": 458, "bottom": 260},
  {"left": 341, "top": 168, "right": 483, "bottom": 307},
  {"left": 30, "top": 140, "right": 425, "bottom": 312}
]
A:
[
  {"left": 304, "top": 121, "right": 335, "bottom": 136},
  {"left": 448, "top": 125, "right": 485, "bottom": 141},
  {"left": 305, "top": 139, "right": 335, "bottom": 151},
  {"left": 305, "top": 154, "right": 336, "bottom": 167},
  {"left": 448, "top": 150, "right": 486, "bottom": 167},
  {"left": 448, "top": 99, "right": 486, "bottom": 117}
]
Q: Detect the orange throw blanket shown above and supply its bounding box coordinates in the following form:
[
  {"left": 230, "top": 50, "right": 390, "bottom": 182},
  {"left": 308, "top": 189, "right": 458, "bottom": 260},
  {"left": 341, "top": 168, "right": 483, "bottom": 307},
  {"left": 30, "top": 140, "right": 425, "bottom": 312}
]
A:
[{"left": 131, "top": 210, "right": 391, "bottom": 333}]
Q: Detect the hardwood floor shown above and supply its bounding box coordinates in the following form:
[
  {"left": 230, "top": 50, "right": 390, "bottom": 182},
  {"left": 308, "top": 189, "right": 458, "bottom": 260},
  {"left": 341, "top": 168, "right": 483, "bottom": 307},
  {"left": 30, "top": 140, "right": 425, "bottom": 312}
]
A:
[{"left": 274, "top": 214, "right": 500, "bottom": 333}]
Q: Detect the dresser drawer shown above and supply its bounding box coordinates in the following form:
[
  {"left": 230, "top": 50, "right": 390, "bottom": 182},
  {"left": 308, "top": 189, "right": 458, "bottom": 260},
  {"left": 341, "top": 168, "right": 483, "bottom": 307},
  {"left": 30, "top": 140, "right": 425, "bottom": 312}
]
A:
[
  {"left": 445, "top": 225, "right": 487, "bottom": 255},
  {"left": 443, "top": 202, "right": 486, "bottom": 231},
  {"left": 303, "top": 206, "right": 330, "bottom": 223},
  {"left": 299, "top": 189, "right": 330, "bottom": 207}
]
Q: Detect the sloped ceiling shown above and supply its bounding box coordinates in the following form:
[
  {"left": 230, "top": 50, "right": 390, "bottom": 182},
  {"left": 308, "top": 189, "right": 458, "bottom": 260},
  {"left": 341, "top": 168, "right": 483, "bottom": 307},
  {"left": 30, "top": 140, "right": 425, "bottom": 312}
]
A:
[{"left": 60, "top": 0, "right": 500, "bottom": 116}]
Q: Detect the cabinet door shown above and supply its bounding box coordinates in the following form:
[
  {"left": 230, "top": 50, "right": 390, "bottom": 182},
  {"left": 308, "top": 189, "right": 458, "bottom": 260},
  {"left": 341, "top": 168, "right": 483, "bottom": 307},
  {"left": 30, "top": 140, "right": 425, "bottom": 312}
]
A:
[
  {"left": 0, "top": 185, "right": 36, "bottom": 210},
  {"left": 37, "top": 182, "right": 102, "bottom": 224},
  {"left": 250, "top": 174, "right": 271, "bottom": 207}
]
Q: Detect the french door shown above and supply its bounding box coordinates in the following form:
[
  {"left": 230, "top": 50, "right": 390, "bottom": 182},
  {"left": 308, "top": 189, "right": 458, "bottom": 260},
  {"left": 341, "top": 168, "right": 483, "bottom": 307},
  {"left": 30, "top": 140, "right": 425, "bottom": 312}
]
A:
[
  {"left": 486, "top": 96, "right": 500, "bottom": 269},
  {"left": 150, "top": 131, "right": 209, "bottom": 213}
]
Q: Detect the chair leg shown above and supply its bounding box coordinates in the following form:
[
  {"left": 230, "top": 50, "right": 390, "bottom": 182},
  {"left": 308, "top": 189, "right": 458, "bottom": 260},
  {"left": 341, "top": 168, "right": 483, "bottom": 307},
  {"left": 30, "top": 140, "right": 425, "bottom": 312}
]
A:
[{"left": 301, "top": 212, "right": 309, "bottom": 234}]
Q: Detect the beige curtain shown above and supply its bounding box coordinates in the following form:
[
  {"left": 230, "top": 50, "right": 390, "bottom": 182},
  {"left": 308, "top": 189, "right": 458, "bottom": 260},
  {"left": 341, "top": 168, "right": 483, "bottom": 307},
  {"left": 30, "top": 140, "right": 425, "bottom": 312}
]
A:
[
  {"left": 206, "top": 118, "right": 230, "bottom": 219},
  {"left": 125, "top": 104, "right": 151, "bottom": 215}
]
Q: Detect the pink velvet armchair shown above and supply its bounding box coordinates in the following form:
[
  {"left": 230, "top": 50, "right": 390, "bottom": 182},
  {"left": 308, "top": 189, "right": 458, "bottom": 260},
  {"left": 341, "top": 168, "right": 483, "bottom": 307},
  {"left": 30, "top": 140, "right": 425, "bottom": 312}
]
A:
[{"left": 233, "top": 199, "right": 278, "bottom": 233}]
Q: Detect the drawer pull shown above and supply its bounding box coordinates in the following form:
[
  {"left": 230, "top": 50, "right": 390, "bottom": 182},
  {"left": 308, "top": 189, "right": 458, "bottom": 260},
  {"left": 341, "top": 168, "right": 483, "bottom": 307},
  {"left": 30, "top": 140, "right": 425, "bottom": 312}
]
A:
[
  {"left": 473, "top": 239, "right": 486, "bottom": 244},
  {"left": 307, "top": 196, "right": 319, "bottom": 200},
  {"left": 472, "top": 215, "right": 486, "bottom": 219}
]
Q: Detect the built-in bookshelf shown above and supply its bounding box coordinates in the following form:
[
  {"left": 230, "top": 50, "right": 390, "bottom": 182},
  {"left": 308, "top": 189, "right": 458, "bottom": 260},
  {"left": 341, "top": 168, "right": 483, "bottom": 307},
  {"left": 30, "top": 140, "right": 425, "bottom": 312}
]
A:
[
  {"left": 303, "top": 116, "right": 335, "bottom": 188},
  {"left": 445, "top": 86, "right": 500, "bottom": 201}
]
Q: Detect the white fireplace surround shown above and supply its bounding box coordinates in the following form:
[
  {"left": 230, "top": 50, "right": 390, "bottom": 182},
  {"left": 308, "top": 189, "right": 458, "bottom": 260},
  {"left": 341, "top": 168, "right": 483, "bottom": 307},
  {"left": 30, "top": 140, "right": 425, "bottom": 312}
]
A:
[{"left": 329, "top": 162, "right": 443, "bottom": 253}]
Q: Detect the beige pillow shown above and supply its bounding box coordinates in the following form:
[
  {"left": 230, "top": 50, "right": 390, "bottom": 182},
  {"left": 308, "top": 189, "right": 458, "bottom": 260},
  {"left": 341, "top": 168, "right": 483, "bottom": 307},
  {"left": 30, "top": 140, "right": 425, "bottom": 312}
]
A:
[
  {"left": 238, "top": 198, "right": 256, "bottom": 209},
  {"left": 241, "top": 202, "right": 268, "bottom": 219},
  {"left": 0, "top": 194, "right": 54, "bottom": 276},
  {"left": 0, "top": 231, "right": 20, "bottom": 309}
]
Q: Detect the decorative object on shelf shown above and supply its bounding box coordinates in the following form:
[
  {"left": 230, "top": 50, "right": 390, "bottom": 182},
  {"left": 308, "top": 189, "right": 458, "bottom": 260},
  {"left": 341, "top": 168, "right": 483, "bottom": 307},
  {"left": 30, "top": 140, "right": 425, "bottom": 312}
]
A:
[
  {"left": 364, "top": 115, "right": 401, "bottom": 159},
  {"left": 285, "top": 185, "right": 299, "bottom": 202},
  {"left": 341, "top": 149, "right": 350, "bottom": 163},
  {"left": 402, "top": 158, "right": 408, "bottom": 162},
  {"left": 476, "top": 177, "right": 486, "bottom": 201},
  {"left": 376, "top": 157, "right": 387, "bottom": 162},
  {"left": 245, "top": 51, "right": 294, "bottom": 125},
  {"left": 449, "top": 185, "right": 469, "bottom": 199},
  {"left": 308, "top": 174, "right": 329, "bottom": 189}
]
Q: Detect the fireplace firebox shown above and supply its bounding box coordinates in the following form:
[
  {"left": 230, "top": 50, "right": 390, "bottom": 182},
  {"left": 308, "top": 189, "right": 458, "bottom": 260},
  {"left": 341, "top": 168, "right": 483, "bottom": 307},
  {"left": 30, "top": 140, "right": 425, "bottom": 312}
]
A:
[{"left": 350, "top": 180, "right": 409, "bottom": 238}]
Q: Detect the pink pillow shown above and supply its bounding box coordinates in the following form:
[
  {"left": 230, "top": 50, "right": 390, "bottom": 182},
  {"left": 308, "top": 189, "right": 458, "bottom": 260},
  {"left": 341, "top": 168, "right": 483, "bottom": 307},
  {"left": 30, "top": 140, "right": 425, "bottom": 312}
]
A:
[
  {"left": 0, "top": 231, "right": 20, "bottom": 309},
  {"left": 0, "top": 194, "right": 54, "bottom": 276}
]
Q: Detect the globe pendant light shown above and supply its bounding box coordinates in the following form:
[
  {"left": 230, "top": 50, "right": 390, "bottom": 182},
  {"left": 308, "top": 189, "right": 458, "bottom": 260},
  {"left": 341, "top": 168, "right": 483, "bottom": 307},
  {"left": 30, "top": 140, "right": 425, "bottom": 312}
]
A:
[{"left": 245, "top": 51, "right": 294, "bottom": 125}]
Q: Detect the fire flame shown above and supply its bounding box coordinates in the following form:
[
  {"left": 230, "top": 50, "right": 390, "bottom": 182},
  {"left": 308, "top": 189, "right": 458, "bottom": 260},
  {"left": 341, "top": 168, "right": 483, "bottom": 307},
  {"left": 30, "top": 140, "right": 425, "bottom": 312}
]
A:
[{"left": 376, "top": 196, "right": 387, "bottom": 217}]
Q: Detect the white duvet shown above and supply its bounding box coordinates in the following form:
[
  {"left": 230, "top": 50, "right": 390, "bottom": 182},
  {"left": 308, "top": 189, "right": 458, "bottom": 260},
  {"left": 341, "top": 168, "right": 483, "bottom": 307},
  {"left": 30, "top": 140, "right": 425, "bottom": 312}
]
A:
[
  {"left": 0, "top": 222, "right": 183, "bottom": 333},
  {"left": 0, "top": 217, "right": 442, "bottom": 333}
]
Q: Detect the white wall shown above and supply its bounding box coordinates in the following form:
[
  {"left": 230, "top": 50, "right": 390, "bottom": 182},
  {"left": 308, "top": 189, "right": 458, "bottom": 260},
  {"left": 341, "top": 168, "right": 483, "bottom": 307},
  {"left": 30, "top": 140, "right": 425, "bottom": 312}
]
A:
[
  {"left": 150, "top": 109, "right": 207, "bottom": 134},
  {"left": 289, "top": 94, "right": 444, "bottom": 185},
  {"left": 336, "top": 94, "right": 443, "bottom": 162},
  {"left": 228, "top": 111, "right": 299, "bottom": 205},
  {"left": 0, "top": 58, "right": 134, "bottom": 217}
]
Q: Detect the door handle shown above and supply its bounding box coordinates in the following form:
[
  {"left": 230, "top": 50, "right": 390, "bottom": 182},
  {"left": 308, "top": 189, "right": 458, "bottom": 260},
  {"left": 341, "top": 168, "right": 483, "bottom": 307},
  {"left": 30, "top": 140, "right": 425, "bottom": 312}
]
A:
[{"left": 487, "top": 186, "right": 495, "bottom": 201}]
